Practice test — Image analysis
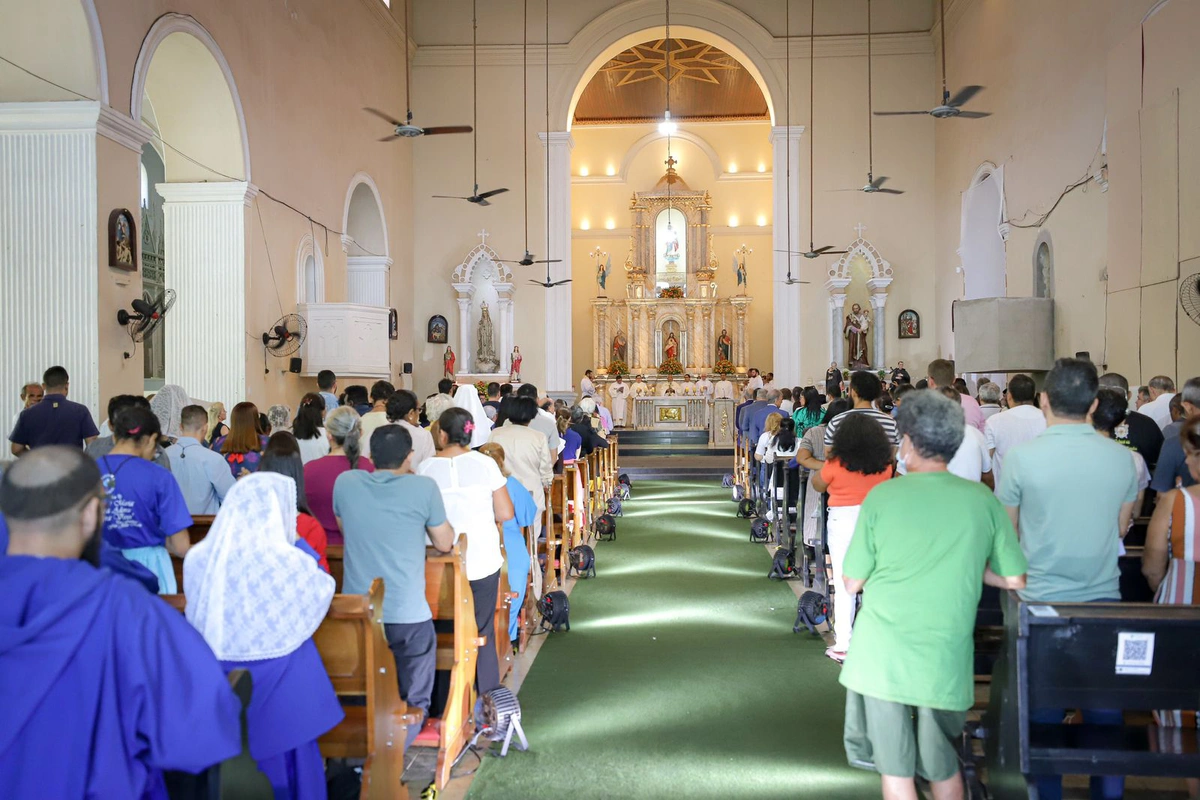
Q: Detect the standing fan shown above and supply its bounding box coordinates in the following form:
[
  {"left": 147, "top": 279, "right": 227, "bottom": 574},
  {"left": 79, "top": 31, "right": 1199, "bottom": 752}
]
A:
[
  {"left": 1180, "top": 273, "right": 1200, "bottom": 326},
  {"left": 261, "top": 313, "right": 307, "bottom": 356},
  {"left": 117, "top": 289, "right": 176, "bottom": 343}
]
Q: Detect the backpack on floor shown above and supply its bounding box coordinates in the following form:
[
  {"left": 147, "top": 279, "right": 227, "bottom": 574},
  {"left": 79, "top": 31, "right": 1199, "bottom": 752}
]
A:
[
  {"left": 594, "top": 512, "right": 617, "bottom": 541},
  {"left": 749, "top": 516, "right": 771, "bottom": 543},
  {"left": 616, "top": 482, "right": 631, "bottom": 501},
  {"left": 569, "top": 544, "right": 596, "bottom": 578},
  {"left": 722, "top": 473, "right": 735, "bottom": 488},
  {"left": 768, "top": 547, "right": 797, "bottom": 580},
  {"left": 538, "top": 590, "right": 570, "bottom": 632},
  {"left": 793, "top": 590, "right": 829, "bottom": 635},
  {"left": 618, "top": 473, "right": 631, "bottom": 488}
]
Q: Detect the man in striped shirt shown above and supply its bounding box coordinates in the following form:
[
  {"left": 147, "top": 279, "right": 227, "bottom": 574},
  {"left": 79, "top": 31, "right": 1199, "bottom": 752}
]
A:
[{"left": 825, "top": 371, "right": 899, "bottom": 451}]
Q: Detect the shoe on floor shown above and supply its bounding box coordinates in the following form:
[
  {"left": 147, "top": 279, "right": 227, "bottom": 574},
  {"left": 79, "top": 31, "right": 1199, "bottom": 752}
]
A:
[
  {"left": 413, "top": 717, "right": 442, "bottom": 746},
  {"left": 825, "top": 647, "right": 846, "bottom": 664}
]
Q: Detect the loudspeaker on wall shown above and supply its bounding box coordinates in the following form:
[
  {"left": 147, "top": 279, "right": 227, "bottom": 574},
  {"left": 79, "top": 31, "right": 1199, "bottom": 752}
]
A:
[{"left": 289, "top": 357, "right": 302, "bottom": 374}]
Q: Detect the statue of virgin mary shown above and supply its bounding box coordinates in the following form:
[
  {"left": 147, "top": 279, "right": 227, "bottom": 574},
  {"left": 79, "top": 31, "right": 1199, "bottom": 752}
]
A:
[{"left": 475, "top": 302, "right": 500, "bottom": 373}]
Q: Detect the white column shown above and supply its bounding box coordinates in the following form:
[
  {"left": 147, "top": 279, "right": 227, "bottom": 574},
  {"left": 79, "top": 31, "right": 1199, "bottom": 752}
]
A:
[
  {"left": 870, "top": 293, "right": 888, "bottom": 370},
  {"left": 770, "top": 125, "right": 805, "bottom": 387},
  {"left": 454, "top": 291, "right": 472, "bottom": 373},
  {"left": 539, "top": 131, "right": 573, "bottom": 391},
  {"left": 0, "top": 101, "right": 100, "bottom": 439},
  {"left": 157, "top": 181, "right": 257, "bottom": 407},
  {"left": 346, "top": 255, "right": 392, "bottom": 306},
  {"left": 496, "top": 283, "right": 513, "bottom": 374},
  {"left": 828, "top": 292, "right": 848, "bottom": 367}
]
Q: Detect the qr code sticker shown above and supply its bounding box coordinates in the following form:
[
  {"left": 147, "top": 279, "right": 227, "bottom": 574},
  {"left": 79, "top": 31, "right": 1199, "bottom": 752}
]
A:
[{"left": 1115, "top": 632, "right": 1155, "bottom": 675}]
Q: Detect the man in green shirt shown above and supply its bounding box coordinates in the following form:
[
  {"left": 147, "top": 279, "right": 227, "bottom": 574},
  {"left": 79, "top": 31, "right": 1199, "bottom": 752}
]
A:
[
  {"left": 840, "top": 390, "right": 1027, "bottom": 800},
  {"left": 994, "top": 358, "right": 1137, "bottom": 800}
]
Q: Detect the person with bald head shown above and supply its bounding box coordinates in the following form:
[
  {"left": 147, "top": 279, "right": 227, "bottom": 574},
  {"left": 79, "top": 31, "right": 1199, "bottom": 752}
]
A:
[{"left": 0, "top": 446, "right": 240, "bottom": 797}]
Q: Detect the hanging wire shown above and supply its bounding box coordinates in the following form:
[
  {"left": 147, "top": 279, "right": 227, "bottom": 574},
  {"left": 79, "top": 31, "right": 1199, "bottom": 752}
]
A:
[
  {"left": 523, "top": 0, "right": 530, "bottom": 253},
  {"left": 403, "top": 0, "right": 413, "bottom": 123},
  {"left": 785, "top": 0, "right": 791, "bottom": 273},
  {"left": 472, "top": 0, "right": 478, "bottom": 193},
  {"left": 867, "top": 0, "right": 874, "bottom": 177},
  {"left": 808, "top": 0, "right": 815, "bottom": 251},
  {"left": 544, "top": 0, "right": 551, "bottom": 279},
  {"left": 665, "top": 0, "right": 673, "bottom": 232}
]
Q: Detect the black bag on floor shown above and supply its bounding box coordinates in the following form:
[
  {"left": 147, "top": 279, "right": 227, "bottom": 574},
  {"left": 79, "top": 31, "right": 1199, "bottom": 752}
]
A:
[
  {"left": 595, "top": 512, "right": 617, "bottom": 541},
  {"left": 569, "top": 544, "right": 596, "bottom": 578},
  {"left": 749, "top": 516, "right": 771, "bottom": 543},
  {"left": 538, "top": 590, "right": 570, "bottom": 632},
  {"left": 793, "top": 590, "right": 829, "bottom": 635},
  {"left": 618, "top": 473, "right": 631, "bottom": 487}
]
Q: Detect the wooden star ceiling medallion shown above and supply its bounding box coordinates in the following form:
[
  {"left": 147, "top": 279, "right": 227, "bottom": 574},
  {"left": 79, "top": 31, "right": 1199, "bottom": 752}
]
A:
[{"left": 574, "top": 38, "right": 769, "bottom": 126}]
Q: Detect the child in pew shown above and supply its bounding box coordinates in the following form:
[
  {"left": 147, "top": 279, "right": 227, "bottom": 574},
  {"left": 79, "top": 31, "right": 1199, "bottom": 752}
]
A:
[
  {"left": 478, "top": 442, "right": 538, "bottom": 644},
  {"left": 184, "top": 472, "right": 343, "bottom": 799}
]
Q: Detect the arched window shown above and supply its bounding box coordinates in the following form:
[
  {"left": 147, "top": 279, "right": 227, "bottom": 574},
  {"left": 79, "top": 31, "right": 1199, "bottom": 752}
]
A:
[
  {"left": 302, "top": 254, "right": 318, "bottom": 304},
  {"left": 140, "top": 163, "right": 149, "bottom": 209},
  {"left": 1034, "top": 235, "right": 1053, "bottom": 299}
]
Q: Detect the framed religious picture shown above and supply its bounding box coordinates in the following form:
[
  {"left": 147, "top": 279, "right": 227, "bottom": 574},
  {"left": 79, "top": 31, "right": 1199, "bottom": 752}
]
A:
[
  {"left": 108, "top": 208, "right": 137, "bottom": 271},
  {"left": 898, "top": 308, "right": 920, "bottom": 339},
  {"left": 388, "top": 308, "right": 399, "bottom": 340},
  {"left": 427, "top": 314, "right": 448, "bottom": 344}
]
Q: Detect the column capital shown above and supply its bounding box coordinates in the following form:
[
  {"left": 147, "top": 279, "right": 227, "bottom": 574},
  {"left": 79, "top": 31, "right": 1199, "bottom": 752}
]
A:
[
  {"left": 768, "top": 125, "right": 806, "bottom": 143},
  {"left": 538, "top": 131, "right": 574, "bottom": 149},
  {"left": 828, "top": 293, "right": 849, "bottom": 310},
  {"left": 0, "top": 100, "right": 99, "bottom": 132},
  {"left": 156, "top": 181, "right": 259, "bottom": 206},
  {"left": 98, "top": 105, "right": 154, "bottom": 153},
  {"left": 869, "top": 293, "right": 888, "bottom": 310},
  {"left": 347, "top": 255, "right": 394, "bottom": 271}
]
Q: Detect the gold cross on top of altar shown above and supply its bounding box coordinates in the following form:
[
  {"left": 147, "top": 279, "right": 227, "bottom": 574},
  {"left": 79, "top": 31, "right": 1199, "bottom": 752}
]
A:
[{"left": 664, "top": 155, "right": 678, "bottom": 172}]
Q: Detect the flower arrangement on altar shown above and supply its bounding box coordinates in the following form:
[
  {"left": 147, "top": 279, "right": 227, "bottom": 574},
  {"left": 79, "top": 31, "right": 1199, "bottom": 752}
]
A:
[
  {"left": 658, "top": 357, "right": 684, "bottom": 375},
  {"left": 474, "top": 380, "right": 488, "bottom": 401},
  {"left": 607, "top": 359, "right": 629, "bottom": 376},
  {"left": 713, "top": 358, "right": 736, "bottom": 376},
  {"left": 657, "top": 286, "right": 684, "bottom": 299}
]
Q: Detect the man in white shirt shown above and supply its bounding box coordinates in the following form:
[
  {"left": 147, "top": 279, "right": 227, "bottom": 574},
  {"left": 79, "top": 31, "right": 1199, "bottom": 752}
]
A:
[
  {"left": 984, "top": 373, "right": 1046, "bottom": 487},
  {"left": 580, "top": 370, "right": 597, "bottom": 399},
  {"left": 695, "top": 373, "right": 714, "bottom": 399},
  {"left": 746, "top": 368, "right": 764, "bottom": 392},
  {"left": 763, "top": 372, "right": 776, "bottom": 391},
  {"left": 608, "top": 376, "right": 629, "bottom": 427},
  {"left": 517, "top": 383, "right": 563, "bottom": 459},
  {"left": 679, "top": 374, "right": 697, "bottom": 396},
  {"left": 358, "top": 380, "right": 395, "bottom": 459},
  {"left": 166, "top": 405, "right": 235, "bottom": 515},
  {"left": 978, "top": 381, "right": 1004, "bottom": 421},
  {"left": 939, "top": 387, "right": 994, "bottom": 486},
  {"left": 630, "top": 375, "right": 651, "bottom": 398},
  {"left": 713, "top": 375, "right": 735, "bottom": 400},
  {"left": 1139, "top": 375, "right": 1176, "bottom": 430},
  {"left": 386, "top": 389, "right": 435, "bottom": 470}
]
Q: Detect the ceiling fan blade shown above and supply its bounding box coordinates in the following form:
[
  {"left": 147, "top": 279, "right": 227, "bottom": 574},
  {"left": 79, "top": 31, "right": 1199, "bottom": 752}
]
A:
[
  {"left": 476, "top": 188, "right": 509, "bottom": 200},
  {"left": 871, "top": 176, "right": 890, "bottom": 188},
  {"left": 420, "top": 125, "right": 473, "bottom": 135},
  {"left": 531, "top": 259, "right": 563, "bottom": 264},
  {"left": 363, "top": 107, "right": 404, "bottom": 126},
  {"left": 378, "top": 134, "right": 402, "bottom": 143},
  {"left": 475, "top": 198, "right": 490, "bottom": 207},
  {"left": 828, "top": 188, "right": 865, "bottom": 193},
  {"left": 432, "top": 195, "right": 470, "bottom": 200},
  {"left": 529, "top": 280, "right": 549, "bottom": 287},
  {"left": 812, "top": 245, "right": 835, "bottom": 255},
  {"left": 955, "top": 111, "right": 992, "bottom": 119},
  {"left": 551, "top": 279, "right": 573, "bottom": 286},
  {"left": 946, "top": 85, "right": 985, "bottom": 108},
  {"left": 877, "top": 188, "right": 906, "bottom": 195},
  {"left": 873, "top": 110, "right": 931, "bottom": 116}
]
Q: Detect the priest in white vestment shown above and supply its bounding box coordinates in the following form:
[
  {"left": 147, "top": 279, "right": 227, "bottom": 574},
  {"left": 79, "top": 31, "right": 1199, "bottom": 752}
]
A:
[
  {"left": 713, "top": 376, "right": 735, "bottom": 400},
  {"left": 679, "top": 374, "right": 697, "bottom": 396},
  {"left": 608, "top": 377, "right": 629, "bottom": 427},
  {"left": 695, "top": 374, "right": 714, "bottom": 399},
  {"left": 659, "top": 378, "right": 680, "bottom": 396},
  {"left": 630, "top": 375, "right": 651, "bottom": 398}
]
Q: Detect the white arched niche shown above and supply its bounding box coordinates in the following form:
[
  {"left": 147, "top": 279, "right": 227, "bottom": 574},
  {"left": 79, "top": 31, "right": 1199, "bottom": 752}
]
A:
[
  {"left": 959, "top": 163, "right": 1008, "bottom": 300},
  {"left": 826, "top": 226, "right": 893, "bottom": 369},
  {"left": 451, "top": 239, "right": 514, "bottom": 376},
  {"left": 341, "top": 173, "right": 391, "bottom": 307},
  {"left": 296, "top": 233, "right": 326, "bottom": 304}
]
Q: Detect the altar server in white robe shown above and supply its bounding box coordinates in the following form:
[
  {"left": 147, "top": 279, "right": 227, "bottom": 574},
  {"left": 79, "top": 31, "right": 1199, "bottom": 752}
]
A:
[
  {"left": 713, "top": 376, "right": 736, "bottom": 400},
  {"left": 680, "top": 374, "right": 698, "bottom": 396},
  {"left": 631, "top": 375, "right": 651, "bottom": 398},
  {"left": 580, "top": 370, "right": 597, "bottom": 399},
  {"left": 609, "top": 377, "right": 629, "bottom": 427},
  {"left": 696, "top": 374, "right": 714, "bottom": 399}
]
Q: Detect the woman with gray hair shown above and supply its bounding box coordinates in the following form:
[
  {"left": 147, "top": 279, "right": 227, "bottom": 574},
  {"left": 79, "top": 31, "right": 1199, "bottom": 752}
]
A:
[
  {"left": 266, "top": 404, "right": 292, "bottom": 434},
  {"left": 302, "top": 406, "right": 374, "bottom": 546}
]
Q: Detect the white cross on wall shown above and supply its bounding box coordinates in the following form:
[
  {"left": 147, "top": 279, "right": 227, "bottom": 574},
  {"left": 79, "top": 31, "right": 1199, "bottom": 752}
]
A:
[
  {"left": 478, "top": 229, "right": 490, "bottom": 246},
  {"left": 854, "top": 222, "right": 867, "bottom": 239}
]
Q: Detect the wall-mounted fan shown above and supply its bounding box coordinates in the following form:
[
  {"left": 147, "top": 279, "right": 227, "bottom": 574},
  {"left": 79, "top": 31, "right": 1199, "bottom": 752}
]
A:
[
  {"left": 261, "top": 313, "right": 307, "bottom": 357},
  {"left": 117, "top": 289, "right": 175, "bottom": 343},
  {"left": 1180, "top": 273, "right": 1200, "bottom": 326}
]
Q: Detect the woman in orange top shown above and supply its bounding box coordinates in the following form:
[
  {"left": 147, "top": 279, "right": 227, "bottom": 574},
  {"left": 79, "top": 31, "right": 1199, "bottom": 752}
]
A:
[{"left": 812, "top": 412, "right": 895, "bottom": 663}]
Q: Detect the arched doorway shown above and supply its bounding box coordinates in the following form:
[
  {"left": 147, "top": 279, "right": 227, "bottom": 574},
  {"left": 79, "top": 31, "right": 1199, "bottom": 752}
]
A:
[
  {"left": 341, "top": 173, "right": 391, "bottom": 307},
  {"left": 131, "top": 14, "right": 252, "bottom": 407},
  {"left": 959, "top": 163, "right": 1007, "bottom": 300}
]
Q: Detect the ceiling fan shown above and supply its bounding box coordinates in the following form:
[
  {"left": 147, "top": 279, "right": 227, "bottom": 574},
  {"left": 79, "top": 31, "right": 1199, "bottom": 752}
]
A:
[
  {"left": 499, "top": 0, "right": 560, "bottom": 268},
  {"left": 777, "top": 0, "right": 844, "bottom": 267},
  {"left": 432, "top": 0, "right": 508, "bottom": 205},
  {"left": 529, "top": 1, "right": 570, "bottom": 289},
  {"left": 835, "top": 0, "right": 905, "bottom": 196},
  {"left": 365, "top": 0, "right": 471, "bottom": 138},
  {"left": 874, "top": 0, "right": 990, "bottom": 120}
]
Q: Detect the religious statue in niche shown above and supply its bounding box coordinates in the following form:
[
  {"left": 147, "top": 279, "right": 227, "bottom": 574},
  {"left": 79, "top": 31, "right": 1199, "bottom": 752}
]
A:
[
  {"left": 427, "top": 315, "right": 448, "bottom": 344},
  {"left": 898, "top": 309, "right": 920, "bottom": 339},
  {"left": 844, "top": 303, "right": 872, "bottom": 367},
  {"left": 597, "top": 254, "right": 610, "bottom": 291},
  {"left": 509, "top": 346, "right": 522, "bottom": 382},
  {"left": 611, "top": 331, "right": 628, "bottom": 364},
  {"left": 716, "top": 328, "right": 732, "bottom": 363},
  {"left": 443, "top": 345, "right": 456, "bottom": 378},
  {"left": 475, "top": 302, "right": 500, "bottom": 373},
  {"left": 108, "top": 209, "right": 137, "bottom": 271}
]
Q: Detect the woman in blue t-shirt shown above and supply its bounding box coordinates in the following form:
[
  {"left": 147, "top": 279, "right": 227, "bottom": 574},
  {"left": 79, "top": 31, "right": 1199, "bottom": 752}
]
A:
[{"left": 98, "top": 406, "right": 193, "bottom": 593}]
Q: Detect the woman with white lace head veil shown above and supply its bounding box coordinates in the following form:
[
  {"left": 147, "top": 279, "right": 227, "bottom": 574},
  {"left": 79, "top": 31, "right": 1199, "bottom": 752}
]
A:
[
  {"left": 149, "top": 384, "right": 190, "bottom": 442},
  {"left": 453, "top": 384, "right": 493, "bottom": 448},
  {"left": 183, "top": 471, "right": 342, "bottom": 795}
]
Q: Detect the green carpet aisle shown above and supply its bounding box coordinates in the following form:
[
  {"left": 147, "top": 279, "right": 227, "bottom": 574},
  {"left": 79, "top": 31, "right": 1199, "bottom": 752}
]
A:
[{"left": 466, "top": 481, "right": 878, "bottom": 799}]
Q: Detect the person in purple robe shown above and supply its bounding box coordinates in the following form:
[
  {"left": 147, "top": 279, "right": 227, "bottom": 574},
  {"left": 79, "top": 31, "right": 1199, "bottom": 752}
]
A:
[
  {"left": 0, "top": 446, "right": 241, "bottom": 798},
  {"left": 184, "top": 472, "right": 343, "bottom": 799}
]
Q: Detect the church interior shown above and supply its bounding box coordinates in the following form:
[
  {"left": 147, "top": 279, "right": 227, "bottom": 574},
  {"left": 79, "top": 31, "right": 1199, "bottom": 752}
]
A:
[{"left": 3, "top": 0, "right": 1200, "bottom": 798}]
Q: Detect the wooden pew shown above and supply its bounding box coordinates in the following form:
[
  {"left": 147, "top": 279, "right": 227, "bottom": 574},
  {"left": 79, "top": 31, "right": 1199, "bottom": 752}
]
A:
[
  {"left": 159, "top": 578, "right": 414, "bottom": 799},
  {"left": 418, "top": 543, "right": 480, "bottom": 791},
  {"left": 171, "top": 515, "right": 216, "bottom": 591},
  {"left": 517, "top": 522, "right": 538, "bottom": 651},
  {"left": 541, "top": 473, "right": 569, "bottom": 591},
  {"left": 573, "top": 456, "right": 591, "bottom": 548}
]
